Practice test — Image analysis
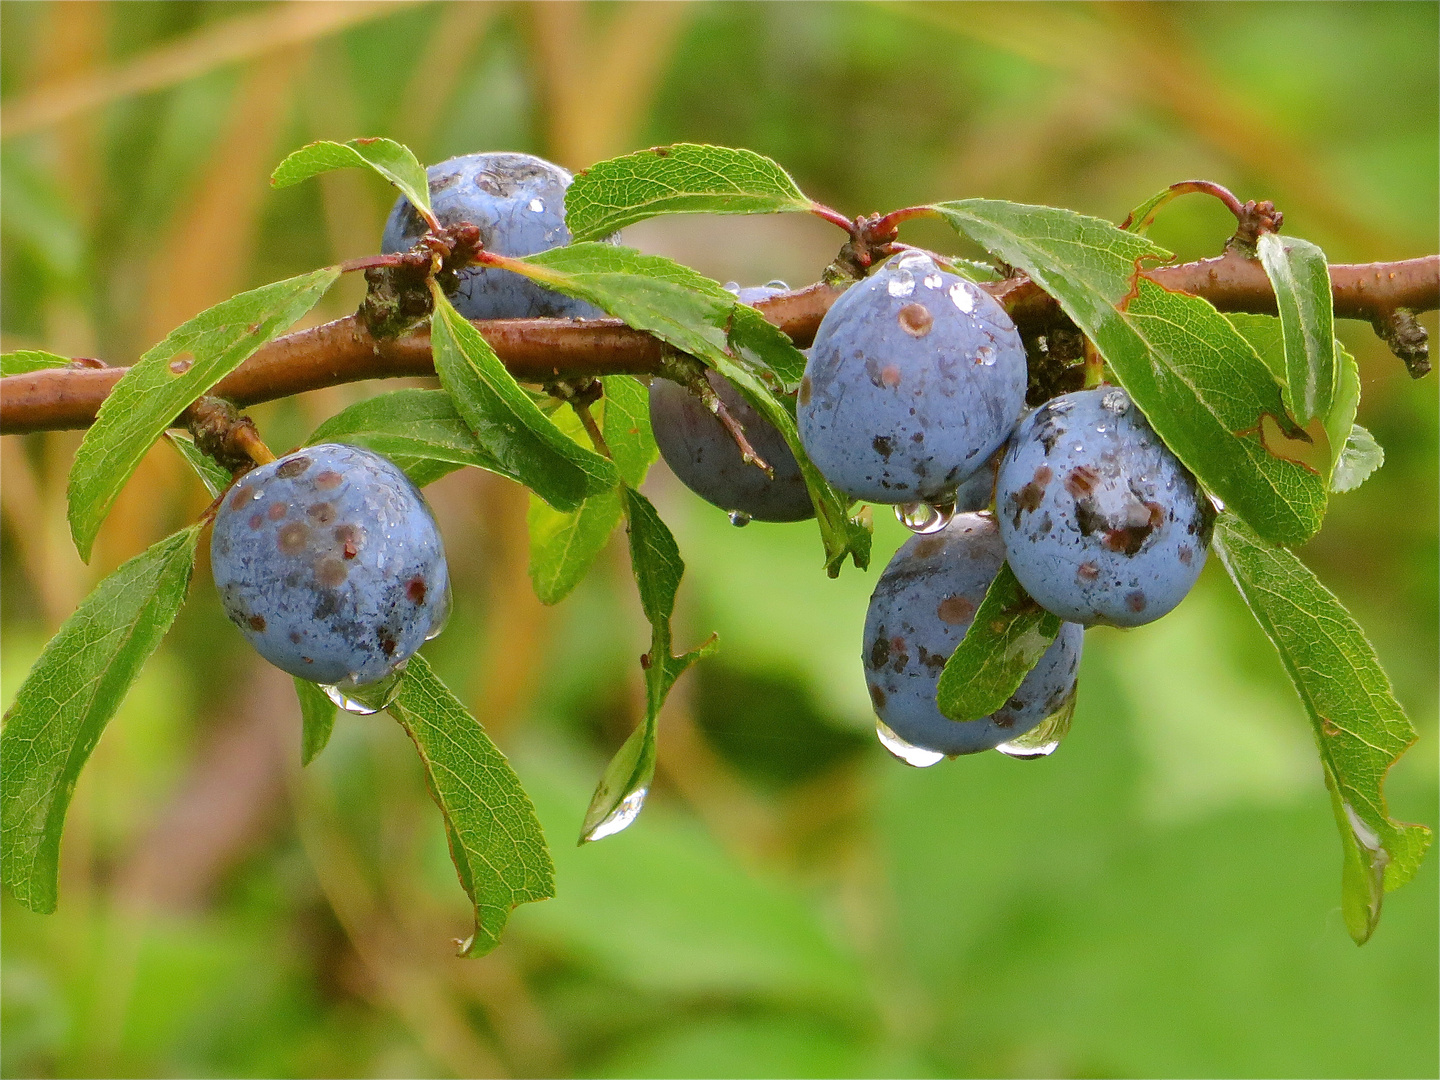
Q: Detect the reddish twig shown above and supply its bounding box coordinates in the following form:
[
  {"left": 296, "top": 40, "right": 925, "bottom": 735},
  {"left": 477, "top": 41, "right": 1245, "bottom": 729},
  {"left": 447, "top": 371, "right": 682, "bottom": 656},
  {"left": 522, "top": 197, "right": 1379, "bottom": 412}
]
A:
[{"left": 1, "top": 256, "right": 1434, "bottom": 435}]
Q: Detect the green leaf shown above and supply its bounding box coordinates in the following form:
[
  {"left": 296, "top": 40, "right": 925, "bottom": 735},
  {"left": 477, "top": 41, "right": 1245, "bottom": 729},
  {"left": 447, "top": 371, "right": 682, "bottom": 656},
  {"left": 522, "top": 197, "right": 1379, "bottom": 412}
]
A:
[
  {"left": 1, "top": 349, "right": 69, "bottom": 376},
  {"left": 1226, "top": 313, "right": 1363, "bottom": 488},
  {"left": 935, "top": 563, "right": 1062, "bottom": 721},
  {"left": 1119, "top": 186, "right": 1178, "bottom": 235},
  {"left": 271, "top": 137, "right": 431, "bottom": 218},
  {"left": 602, "top": 375, "right": 659, "bottom": 487},
  {"left": 66, "top": 267, "right": 339, "bottom": 562},
  {"left": 581, "top": 488, "right": 717, "bottom": 842},
  {"left": 1332, "top": 424, "right": 1384, "bottom": 494},
  {"left": 1256, "top": 233, "right": 1335, "bottom": 426},
  {"left": 1212, "top": 514, "right": 1431, "bottom": 944},
  {"left": 163, "top": 431, "right": 232, "bottom": 497},
  {"left": 1, "top": 525, "right": 200, "bottom": 913},
  {"left": 932, "top": 200, "right": 1327, "bottom": 546},
  {"left": 306, "top": 387, "right": 521, "bottom": 486},
  {"left": 294, "top": 678, "right": 337, "bottom": 767},
  {"left": 387, "top": 654, "right": 554, "bottom": 956},
  {"left": 504, "top": 244, "right": 867, "bottom": 574},
  {"left": 528, "top": 490, "right": 625, "bottom": 606},
  {"left": 428, "top": 290, "right": 617, "bottom": 511},
  {"left": 565, "top": 144, "right": 814, "bottom": 242}
]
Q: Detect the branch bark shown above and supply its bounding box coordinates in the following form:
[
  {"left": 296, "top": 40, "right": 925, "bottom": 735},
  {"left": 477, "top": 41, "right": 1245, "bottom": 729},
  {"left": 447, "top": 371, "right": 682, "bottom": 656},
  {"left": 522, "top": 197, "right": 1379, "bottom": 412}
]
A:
[{"left": 2, "top": 255, "right": 1434, "bottom": 435}]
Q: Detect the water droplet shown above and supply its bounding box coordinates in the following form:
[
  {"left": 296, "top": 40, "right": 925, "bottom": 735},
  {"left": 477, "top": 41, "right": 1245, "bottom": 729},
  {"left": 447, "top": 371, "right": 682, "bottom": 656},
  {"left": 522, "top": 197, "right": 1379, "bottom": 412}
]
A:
[
  {"left": 949, "top": 282, "right": 975, "bottom": 313},
  {"left": 887, "top": 268, "right": 916, "bottom": 298},
  {"left": 584, "top": 787, "right": 648, "bottom": 841},
  {"left": 995, "top": 693, "right": 1075, "bottom": 759},
  {"left": 1046, "top": 399, "right": 1075, "bottom": 416},
  {"left": 895, "top": 500, "right": 956, "bottom": 535},
  {"left": 876, "top": 720, "right": 944, "bottom": 767},
  {"left": 923, "top": 273, "right": 944, "bottom": 290},
  {"left": 722, "top": 281, "right": 741, "bottom": 295},
  {"left": 974, "top": 345, "right": 996, "bottom": 366},
  {"left": 425, "top": 579, "right": 452, "bottom": 641},
  {"left": 528, "top": 198, "right": 545, "bottom": 213},
  {"left": 1100, "top": 388, "right": 1131, "bottom": 414},
  {"left": 896, "top": 251, "right": 935, "bottom": 272},
  {"left": 763, "top": 279, "right": 789, "bottom": 290},
  {"left": 728, "top": 510, "right": 752, "bottom": 527},
  {"left": 320, "top": 664, "right": 408, "bottom": 715}
]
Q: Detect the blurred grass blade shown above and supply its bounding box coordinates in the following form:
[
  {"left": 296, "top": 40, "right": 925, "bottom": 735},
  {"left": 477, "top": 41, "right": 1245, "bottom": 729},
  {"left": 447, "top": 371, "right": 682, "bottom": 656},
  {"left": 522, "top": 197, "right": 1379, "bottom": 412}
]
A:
[
  {"left": 1, "top": 349, "right": 70, "bottom": 376},
  {"left": 1256, "top": 233, "right": 1335, "bottom": 426},
  {"left": 164, "top": 431, "right": 232, "bottom": 496},
  {"left": 429, "top": 289, "right": 618, "bottom": 511},
  {"left": 271, "top": 137, "right": 431, "bottom": 217},
  {"left": 1, "top": 525, "right": 201, "bottom": 913},
  {"left": 295, "top": 678, "right": 338, "bottom": 767},
  {"left": 66, "top": 267, "right": 339, "bottom": 562},
  {"left": 501, "top": 244, "right": 866, "bottom": 574},
  {"left": 388, "top": 655, "right": 554, "bottom": 956},
  {"left": 1213, "top": 514, "right": 1431, "bottom": 944},
  {"left": 581, "top": 489, "right": 717, "bottom": 842},
  {"left": 932, "top": 200, "right": 1327, "bottom": 546},
  {"left": 565, "top": 144, "right": 815, "bottom": 241},
  {"left": 936, "top": 563, "right": 1061, "bottom": 721}
]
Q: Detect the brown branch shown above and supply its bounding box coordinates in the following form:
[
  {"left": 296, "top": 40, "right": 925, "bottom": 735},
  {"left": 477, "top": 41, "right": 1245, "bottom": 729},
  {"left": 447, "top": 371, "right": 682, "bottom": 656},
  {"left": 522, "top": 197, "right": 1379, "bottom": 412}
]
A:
[{"left": 2, "top": 257, "right": 1434, "bottom": 435}]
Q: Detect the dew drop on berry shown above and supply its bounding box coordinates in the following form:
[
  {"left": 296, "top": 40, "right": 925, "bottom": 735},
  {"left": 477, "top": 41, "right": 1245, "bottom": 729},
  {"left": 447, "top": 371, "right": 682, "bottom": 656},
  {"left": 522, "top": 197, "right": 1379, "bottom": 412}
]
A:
[
  {"left": 875, "top": 719, "right": 944, "bottom": 767},
  {"left": 895, "top": 499, "right": 955, "bottom": 535}
]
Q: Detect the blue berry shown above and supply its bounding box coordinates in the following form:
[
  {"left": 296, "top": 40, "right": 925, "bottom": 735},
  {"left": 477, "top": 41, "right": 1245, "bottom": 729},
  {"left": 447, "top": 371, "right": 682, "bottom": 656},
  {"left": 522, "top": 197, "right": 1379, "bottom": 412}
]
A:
[
  {"left": 863, "top": 513, "right": 1083, "bottom": 755},
  {"left": 996, "top": 387, "right": 1212, "bottom": 627},
  {"left": 211, "top": 444, "right": 449, "bottom": 689},
  {"left": 380, "top": 151, "right": 605, "bottom": 320},
  {"left": 650, "top": 369, "right": 814, "bottom": 523},
  {"left": 798, "top": 252, "right": 1026, "bottom": 504}
]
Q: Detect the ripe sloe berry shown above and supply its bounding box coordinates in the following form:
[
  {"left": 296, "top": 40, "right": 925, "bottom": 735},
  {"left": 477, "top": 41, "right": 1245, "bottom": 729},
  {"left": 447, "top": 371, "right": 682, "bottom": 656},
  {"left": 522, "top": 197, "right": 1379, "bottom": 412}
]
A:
[
  {"left": 798, "top": 252, "right": 1026, "bottom": 504},
  {"left": 996, "top": 387, "right": 1212, "bottom": 627},
  {"left": 211, "top": 444, "right": 449, "bottom": 689},
  {"left": 381, "top": 151, "right": 605, "bottom": 320},
  {"left": 863, "top": 513, "right": 1083, "bottom": 756},
  {"left": 649, "top": 282, "right": 813, "bottom": 523}
]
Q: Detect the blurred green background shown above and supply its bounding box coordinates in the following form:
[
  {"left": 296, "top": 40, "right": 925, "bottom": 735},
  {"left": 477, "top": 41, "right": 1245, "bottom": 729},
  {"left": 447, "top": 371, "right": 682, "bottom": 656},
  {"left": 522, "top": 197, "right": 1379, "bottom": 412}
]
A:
[{"left": 2, "top": 2, "right": 1437, "bottom": 1077}]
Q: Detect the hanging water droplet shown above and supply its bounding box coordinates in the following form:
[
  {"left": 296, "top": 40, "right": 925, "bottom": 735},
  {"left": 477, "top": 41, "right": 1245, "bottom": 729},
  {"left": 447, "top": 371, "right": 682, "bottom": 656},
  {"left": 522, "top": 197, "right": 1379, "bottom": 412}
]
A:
[
  {"left": 876, "top": 720, "right": 944, "bottom": 767},
  {"left": 320, "top": 663, "right": 408, "bottom": 716},
  {"left": 995, "top": 693, "right": 1075, "bottom": 759},
  {"left": 722, "top": 281, "right": 741, "bottom": 295},
  {"left": 584, "top": 786, "right": 648, "bottom": 841},
  {"left": 949, "top": 281, "right": 975, "bottom": 313},
  {"left": 425, "top": 579, "right": 453, "bottom": 641},
  {"left": 894, "top": 499, "right": 955, "bottom": 535},
  {"left": 528, "top": 198, "right": 545, "bottom": 213},
  {"left": 728, "top": 510, "right": 752, "bottom": 528},
  {"left": 763, "top": 279, "right": 789, "bottom": 290},
  {"left": 887, "top": 268, "right": 916, "bottom": 297}
]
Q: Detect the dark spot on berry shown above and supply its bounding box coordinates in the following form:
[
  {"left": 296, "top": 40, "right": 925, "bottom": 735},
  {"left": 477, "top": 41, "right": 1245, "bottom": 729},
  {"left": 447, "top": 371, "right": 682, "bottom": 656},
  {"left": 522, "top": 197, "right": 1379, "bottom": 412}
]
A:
[
  {"left": 316, "top": 557, "right": 348, "bottom": 588},
  {"left": 1178, "top": 545, "right": 1193, "bottom": 565},
  {"left": 1103, "top": 524, "right": 1152, "bottom": 556},
  {"left": 278, "top": 522, "right": 309, "bottom": 554},
  {"left": 1012, "top": 480, "right": 1045, "bottom": 516},
  {"left": 267, "top": 502, "right": 287, "bottom": 521},
  {"left": 289, "top": 631, "right": 302, "bottom": 644},
  {"left": 247, "top": 615, "right": 266, "bottom": 632},
  {"left": 315, "top": 470, "right": 342, "bottom": 490},
  {"left": 276, "top": 456, "right": 312, "bottom": 479},
  {"left": 406, "top": 576, "right": 427, "bottom": 604},
  {"left": 869, "top": 634, "right": 891, "bottom": 670},
  {"left": 869, "top": 683, "right": 887, "bottom": 709},
  {"left": 230, "top": 486, "right": 253, "bottom": 510},
  {"left": 918, "top": 646, "right": 947, "bottom": 672},
  {"left": 937, "top": 594, "right": 974, "bottom": 625},
  {"left": 1126, "top": 590, "right": 1147, "bottom": 612},
  {"left": 912, "top": 537, "right": 945, "bottom": 559},
  {"left": 1077, "top": 561, "right": 1100, "bottom": 581},
  {"left": 307, "top": 502, "right": 336, "bottom": 525},
  {"left": 897, "top": 302, "right": 933, "bottom": 337},
  {"left": 880, "top": 364, "right": 902, "bottom": 388},
  {"left": 379, "top": 633, "right": 397, "bottom": 657},
  {"left": 249, "top": 513, "right": 264, "bottom": 530},
  {"left": 993, "top": 710, "right": 1016, "bottom": 729},
  {"left": 798, "top": 376, "right": 812, "bottom": 406},
  {"left": 873, "top": 435, "right": 895, "bottom": 460},
  {"left": 911, "top": 431, "right": 924, "bottom": 443},
  {"left": 889, "top": 635, "right": 908, "bottom": 673},
  {"left": 1064, "top": 466, "right": 1100, "bottom": 498}
]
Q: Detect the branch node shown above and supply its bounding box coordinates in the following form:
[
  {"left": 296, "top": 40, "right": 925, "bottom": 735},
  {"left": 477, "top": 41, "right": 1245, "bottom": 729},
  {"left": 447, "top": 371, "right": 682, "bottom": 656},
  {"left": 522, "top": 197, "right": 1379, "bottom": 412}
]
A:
[
  {"left": 187, "top": 396, "right": 274, "bottom": 475},
  {"left": 1372, "top": 308, "right": 1430, "bottom": 378}
]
